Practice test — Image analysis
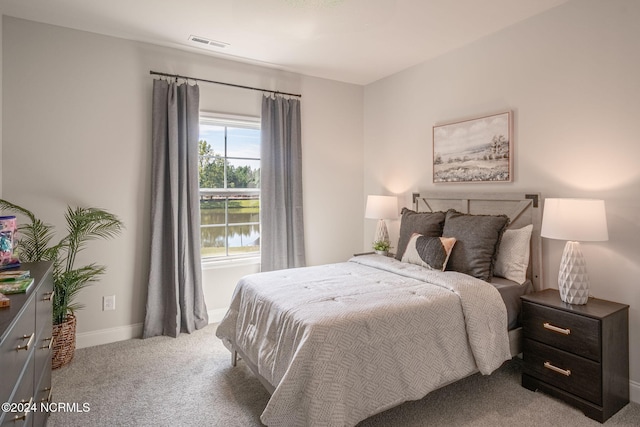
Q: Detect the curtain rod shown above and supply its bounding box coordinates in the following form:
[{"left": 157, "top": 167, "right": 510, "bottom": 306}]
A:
[{"left": 149, "top": 70, "right": 302, "bottom": 98}]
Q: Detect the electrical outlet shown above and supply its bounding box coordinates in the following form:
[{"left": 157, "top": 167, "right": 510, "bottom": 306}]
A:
[{"left": 103, "top": 295, "right": 116, "bottom": 311}]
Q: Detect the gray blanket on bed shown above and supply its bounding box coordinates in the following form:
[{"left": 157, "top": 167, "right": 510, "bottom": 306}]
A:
[{"left": 216, "top": 255, "right": 511, "bottom": 427}]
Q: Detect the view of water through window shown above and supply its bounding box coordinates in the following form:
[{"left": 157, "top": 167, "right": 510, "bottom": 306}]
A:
[
  {"left": 200, "top": 198, "right": 260, "bottom": 257},
  {"left": 199, "top": 116, "right": 260, "bottom": 258}
]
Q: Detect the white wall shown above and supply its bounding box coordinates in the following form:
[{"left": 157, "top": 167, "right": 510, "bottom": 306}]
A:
[
  {"left": 364, "top": 0, "right": 640, "bottom": 401},
  {"left": 1, "top": 17, "right": 363, "bottom": 341}
]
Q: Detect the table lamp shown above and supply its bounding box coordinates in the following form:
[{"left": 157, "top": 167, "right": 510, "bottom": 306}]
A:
[
  {"left": 365, "top": 195, "right": 398, "bottom": 246},
  {"left": 541, "top": 198, "right": 608, "bottom": 305}
]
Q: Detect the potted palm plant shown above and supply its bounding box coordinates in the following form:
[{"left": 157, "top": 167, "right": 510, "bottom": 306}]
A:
[{"left": 0, "top": 199, "right": 123, "bottom": 368}]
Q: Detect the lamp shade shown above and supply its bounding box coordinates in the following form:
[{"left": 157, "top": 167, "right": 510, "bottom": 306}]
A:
[
  {"left": 365, "top": 195, "right": 398, "bottom": 219},
  {"left": 541, "top": 198, "right": 608, "bottom": 242}
]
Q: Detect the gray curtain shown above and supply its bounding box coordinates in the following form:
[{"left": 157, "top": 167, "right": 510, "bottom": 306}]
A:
[
  {"left": 143, "top": 79, "right": 208, "bottom": 338},
  {"left": 260, "top": 95, "right": 306, "bottom": 271}
]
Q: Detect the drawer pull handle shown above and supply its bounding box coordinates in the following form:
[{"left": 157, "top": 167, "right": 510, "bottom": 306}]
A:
[
  {"left": 13, "top": 397, "right": 33, "bottom": 422},
  {"left": 16, "top": 333, "right": 35, "bottom": 351},
  {"left": 543, "top": 322, "right": 571, "bottom": 335},
  {"left": 43, "top": 290, "right": 55, "bottom": 301},
  {"left": 544, "top": 361, "right": 572, "bottom": 377},
  {"left": 42, "top": 386, "right": 53, "bottom": 404},
  {"left": 42, "top": 336, "right": 54, "bottom": 350}
]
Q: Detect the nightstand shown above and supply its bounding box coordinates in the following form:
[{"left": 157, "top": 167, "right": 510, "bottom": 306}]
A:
[
  {"left": 521, "top": 289, "right": 629, "bottom": 422},
  {"left": 352, "top": 251, "right": 395, "bottom": 257}
]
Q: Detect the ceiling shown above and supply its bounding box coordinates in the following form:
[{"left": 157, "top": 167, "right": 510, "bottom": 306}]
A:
[{"left": 0, "top": 0, "right": 568, "bottom": 85}]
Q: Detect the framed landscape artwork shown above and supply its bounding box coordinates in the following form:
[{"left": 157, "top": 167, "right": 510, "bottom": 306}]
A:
[{"left": 433, "top": 111, "right": 513, "bottom": 183}]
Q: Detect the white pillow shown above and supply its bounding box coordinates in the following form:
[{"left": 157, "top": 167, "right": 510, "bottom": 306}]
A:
[{"left": 494, "top": 224, "right": 533, "bottom": 284}]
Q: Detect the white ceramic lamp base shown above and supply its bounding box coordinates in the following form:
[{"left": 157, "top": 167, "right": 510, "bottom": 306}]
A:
[
  {"left": 374, "top": 219, "right": 389, "bottom": 245},
  {"left": 558, "top": 241, "right": 590, "bottom": 305}
]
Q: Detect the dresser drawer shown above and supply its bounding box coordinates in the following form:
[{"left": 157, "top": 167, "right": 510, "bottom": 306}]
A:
[
  {"left": 0, "top": 297, "right": 36, "bottom": 405},
  {"left": 33, "top": 358, "right": 53, "bottom": 426},
  {"left": 35, "top": 276, "right": 54, "bottom": 378},
  {"left": 522, "top": 302, "right": 600, "bottom": 361},
  {"left": 523, "top": 338, "right": 602, "bottom": 405},
  {"left": 0, "top": 357, "right": 35, "bottom": 427},
  {"left": 35, "top": 332, "right": 53, "bottom": 383},
  {"left": 35, "top": 275, "right": 54, "bottom": 338}
]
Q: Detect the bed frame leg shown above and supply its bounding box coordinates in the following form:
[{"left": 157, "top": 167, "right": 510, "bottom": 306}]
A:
[{"left": 232, "top": 350, "right": 238, "bottom": 367}]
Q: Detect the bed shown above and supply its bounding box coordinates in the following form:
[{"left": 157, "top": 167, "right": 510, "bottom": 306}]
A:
[{"left": 216, "top": 192, "right": 543, "bottom": 426}]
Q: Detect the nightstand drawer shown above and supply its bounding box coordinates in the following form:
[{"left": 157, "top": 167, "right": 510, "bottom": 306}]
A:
[
  {"left": 522, "top": 302, "right": 600, "bottom": 361},
  {"left": 523, "top": 338, "right": 602, "bottom": 405}
]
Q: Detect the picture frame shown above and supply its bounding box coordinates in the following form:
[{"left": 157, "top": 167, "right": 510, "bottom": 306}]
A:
[{"left": 433, "top": 111, "right": 513, "bottom": 183}]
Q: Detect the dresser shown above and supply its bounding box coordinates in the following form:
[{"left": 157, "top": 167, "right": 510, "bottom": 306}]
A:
[
  {"left": 521, "top": 289, "right": 629, "bottom": 423},
  {"left": 0, "top": 262, "right": 54, "bottom": 427}
]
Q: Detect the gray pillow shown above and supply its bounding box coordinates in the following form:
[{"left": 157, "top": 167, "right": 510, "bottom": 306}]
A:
[
  {"left": 395, "top": 208, "right": 445, "bottom": 260},
  {"left": 443, "top": 209, "right": 510, "bottom": 281}
]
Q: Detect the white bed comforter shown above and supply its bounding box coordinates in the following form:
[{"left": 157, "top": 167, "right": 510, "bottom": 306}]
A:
[{"left": 216, "top": 255, "right": 511, "bottom": 427}]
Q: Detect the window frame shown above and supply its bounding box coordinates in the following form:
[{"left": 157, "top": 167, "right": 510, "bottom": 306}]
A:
[{"left": 199, "top": 112, "right": 261, "bottom": 264}]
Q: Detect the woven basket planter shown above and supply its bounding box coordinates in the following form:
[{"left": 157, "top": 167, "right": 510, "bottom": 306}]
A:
[{"left": 52, "top": 314, "right": 77, "bottom": 369}]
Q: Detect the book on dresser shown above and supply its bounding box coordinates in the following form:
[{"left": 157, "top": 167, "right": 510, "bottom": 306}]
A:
[
  {"left": 0, "top": 292, "right": 9, "bottom": 308},
  {"left": 0, "top": 270, "right": 30, "bottom": 281},
  {"left": 0, "top": 277, "right": 34, "bottom": 294}
]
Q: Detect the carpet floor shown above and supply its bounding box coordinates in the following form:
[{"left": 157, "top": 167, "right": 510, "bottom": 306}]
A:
[{"left": 49, "top": 324, "right": 640, "bottom": 426}]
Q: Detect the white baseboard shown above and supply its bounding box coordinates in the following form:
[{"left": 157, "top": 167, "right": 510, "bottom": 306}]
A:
[
  {"left": 631, "top": 379, "right": 640, "bottom": 404},
  {"left": 208, "top": 308, "right": 228, "bottom": 324},
  {"left": 75, "top": 309, "right": 227, "bottom": 349},
  {"left": 76, "top": 323, "right": 143, "bottom": 349}
]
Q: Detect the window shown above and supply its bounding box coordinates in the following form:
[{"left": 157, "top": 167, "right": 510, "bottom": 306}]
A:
[{"left": 199, "top": 114, "right": 260, "bottom": 259}]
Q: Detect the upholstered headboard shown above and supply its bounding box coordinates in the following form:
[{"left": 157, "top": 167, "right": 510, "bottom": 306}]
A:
[{"left": 413, "top": 192, "right": 543, "bottom": 291}]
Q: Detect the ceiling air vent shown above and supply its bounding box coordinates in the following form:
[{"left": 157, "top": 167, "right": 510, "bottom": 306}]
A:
[{"left": 188, "top": 35, "right": 229, "bottom": 49}]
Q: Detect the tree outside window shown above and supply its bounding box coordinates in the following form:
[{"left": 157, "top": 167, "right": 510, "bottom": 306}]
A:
[{"left": 199, "top": 115, "right": 260, "bottom": 259}]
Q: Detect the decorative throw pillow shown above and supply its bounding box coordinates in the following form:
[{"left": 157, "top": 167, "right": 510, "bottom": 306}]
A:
[
  {"left": 494, "top": 224, "right": 533, "bottom": 284},
  {"left": 442, "top": 209, "right": 510, "bottom": 282},
  {"left": 401, "top": 233, "right": 457, "bottom": 271},
  {"left": 395, "top": 208, "right": 446, "bottom": 261}
]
